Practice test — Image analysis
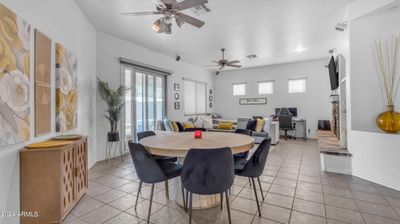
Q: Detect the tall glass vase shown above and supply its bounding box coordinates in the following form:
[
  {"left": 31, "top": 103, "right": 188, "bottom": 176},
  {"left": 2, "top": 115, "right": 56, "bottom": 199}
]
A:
[{"left": 376, "top": 105, "right": 400, "bottom": 133}]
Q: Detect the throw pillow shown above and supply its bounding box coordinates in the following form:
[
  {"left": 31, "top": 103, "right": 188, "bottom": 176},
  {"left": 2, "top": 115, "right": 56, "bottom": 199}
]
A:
[
  {"left": 171, "top": 121, "right": 179, "bottom": 132},
  {"left": 218, "top": 122, "right": 233, "bottom": 130},
  {"left": 193, "top": 118, "right": 203, "bottom": 128},
  {"left": 246, "top": 119, "right": 257, "bottom": 131},
  {"left": 263, "top": 118, "right": 272, "bottom": 134},
  {"left": 164, "top": 119, "right": 174, "bottom": 132},
  {"left": 176, "top": 121, "right": 184, "bottom": 132},
  {"left": 202, "top": 117, "right": 213, "bottom": 129},
  {"left": 183, "top": 121, "right": 195, "bottom": 129},
  {"left": 255, "top": 118, "right": 265, "bottom": 132}
]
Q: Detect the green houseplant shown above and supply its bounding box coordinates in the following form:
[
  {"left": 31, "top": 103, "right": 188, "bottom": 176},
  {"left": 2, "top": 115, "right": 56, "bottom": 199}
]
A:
[{"left": 97, "top": 78, "right": 126, "bottom": 142}]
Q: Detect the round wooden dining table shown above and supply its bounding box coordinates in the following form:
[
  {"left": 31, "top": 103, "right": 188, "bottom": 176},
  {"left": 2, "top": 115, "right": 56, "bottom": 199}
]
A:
[{"left": 140, "top": 131, "right": 255, "bottom": 209}]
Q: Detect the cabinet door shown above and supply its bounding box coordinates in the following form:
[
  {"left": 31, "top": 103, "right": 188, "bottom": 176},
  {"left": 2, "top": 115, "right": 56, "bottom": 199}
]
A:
[
  {"left": 75, "top": 139, "right": 88, "bottom": 199},
  {"left": 61, "top": 146, "right": 76, "bottom": 216}
]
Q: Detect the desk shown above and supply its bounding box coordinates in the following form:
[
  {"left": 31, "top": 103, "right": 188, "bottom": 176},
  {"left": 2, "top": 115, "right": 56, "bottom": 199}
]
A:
[
  {"left": 140, "top": 131, "right": 254, "bottom": 209},
  {"left": 293, "top": 119, "right": 307, "bottom": 140}
]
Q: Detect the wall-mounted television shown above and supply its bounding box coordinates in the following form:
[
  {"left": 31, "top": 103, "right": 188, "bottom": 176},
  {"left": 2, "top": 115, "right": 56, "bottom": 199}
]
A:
[
  {"left": 275, "top": 107, "right": 298, "bottom": 117},
  {"left": 328, "top": 56, "right": 339, "bottom": 90}
]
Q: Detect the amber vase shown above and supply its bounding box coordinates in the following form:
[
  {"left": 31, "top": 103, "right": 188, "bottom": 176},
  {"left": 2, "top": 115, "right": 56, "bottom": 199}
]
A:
[{"left": 376, "top": 105, "right": 400, "bottom": 133}]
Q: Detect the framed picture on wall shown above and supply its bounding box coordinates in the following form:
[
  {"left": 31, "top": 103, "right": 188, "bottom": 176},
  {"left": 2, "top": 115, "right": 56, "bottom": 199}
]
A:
[
  {"left": 174, "top": 93, "right": 180, "bottom": 100},
  {"left": 174, "top": 102, "right": 180, "bottom": 110},
  {"left": 209, "top": 95, "right": 213, "bottom": 101},
  {"left": 174, "top": 83, "right": 180, "bottom": 91}
]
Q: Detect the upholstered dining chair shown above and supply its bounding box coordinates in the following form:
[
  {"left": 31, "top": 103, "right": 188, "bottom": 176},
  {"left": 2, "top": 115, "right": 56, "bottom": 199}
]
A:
[
  {"left": 234, "top": 137, "right": 271, "bottom": 216},
  {"left": 128, "top": 141, "right": 184, "bottom": 224},
  {"left": 181, "top": 147, "right": 234, "bottom": 224},
  {"left": 233, "top": 129, "right": 253, "bottom": 161},
  {"left": 136, "top": 131, "right": 178, "bottom": 201}
]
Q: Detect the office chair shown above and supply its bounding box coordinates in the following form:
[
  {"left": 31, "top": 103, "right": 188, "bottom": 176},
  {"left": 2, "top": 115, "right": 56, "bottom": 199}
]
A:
[{"left": 278, "top": 108, "right": 296, "bottom": 140}]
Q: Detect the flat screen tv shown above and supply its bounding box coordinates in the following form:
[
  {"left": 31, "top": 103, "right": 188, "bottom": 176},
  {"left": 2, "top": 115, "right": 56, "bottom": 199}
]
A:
[
  {"left": 275, "top": 107, "right": 298, "bottom": 117},
  {"left": 328, "top": 56, "right": 339, "bottom": 90}
]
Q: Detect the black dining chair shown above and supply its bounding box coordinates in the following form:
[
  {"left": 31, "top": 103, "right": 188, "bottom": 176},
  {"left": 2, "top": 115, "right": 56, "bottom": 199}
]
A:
[
  {"left": 137, "top": 131, "right": 178, "bottom": 200},
  {"left": 233, "top": 129, "right": 252, "bottom": 161},
  {"left": 234, "top": 137, "right": 272, "bottom": 216},
  {"left": 181, "top": 147, "right": 234, "bottom": 224},
  {"left": 128, "top": 141, "right": 185, "bottom": 224}
]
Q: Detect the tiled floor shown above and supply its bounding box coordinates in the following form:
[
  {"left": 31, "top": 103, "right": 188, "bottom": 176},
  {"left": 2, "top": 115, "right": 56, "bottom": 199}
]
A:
[{"left": 64, "top": 140, "right": 400, "bottom": 224}]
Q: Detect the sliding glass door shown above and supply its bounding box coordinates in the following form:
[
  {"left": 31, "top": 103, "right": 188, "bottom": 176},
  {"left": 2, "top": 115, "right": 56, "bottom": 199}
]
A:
[{"left": 123, "top": 66, "right": 166, "bottom": 146}]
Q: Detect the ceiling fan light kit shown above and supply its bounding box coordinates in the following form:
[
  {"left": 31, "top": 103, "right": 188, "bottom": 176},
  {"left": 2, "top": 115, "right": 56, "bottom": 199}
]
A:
[{"left": 123, "top": 0, "right": 208, "bottom": 34}]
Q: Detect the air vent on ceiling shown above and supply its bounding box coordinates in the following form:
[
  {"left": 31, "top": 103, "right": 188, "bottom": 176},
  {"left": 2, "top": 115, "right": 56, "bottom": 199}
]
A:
[{"left": 246, "top": 54, "right": 257, "bottom": 59}]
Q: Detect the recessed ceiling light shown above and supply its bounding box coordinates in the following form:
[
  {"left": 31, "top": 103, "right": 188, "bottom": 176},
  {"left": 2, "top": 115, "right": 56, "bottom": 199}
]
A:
[
  {"left": 246, "top": 54, "right": 257, "bottom": 59},
  {"left": 293, "top": 46, "right": 307, "bottom": 53}
]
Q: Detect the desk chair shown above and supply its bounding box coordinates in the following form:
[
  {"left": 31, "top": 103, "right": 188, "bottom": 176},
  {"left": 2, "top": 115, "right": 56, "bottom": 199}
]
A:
[{"left": 278, "top": 112, "right": 296, "bottom": 140}]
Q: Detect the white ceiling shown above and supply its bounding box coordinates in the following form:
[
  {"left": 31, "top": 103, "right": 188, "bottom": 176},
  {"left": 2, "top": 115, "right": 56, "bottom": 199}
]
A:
[{"left": 75, "top": 0, "right": 352, "bottom": 70}]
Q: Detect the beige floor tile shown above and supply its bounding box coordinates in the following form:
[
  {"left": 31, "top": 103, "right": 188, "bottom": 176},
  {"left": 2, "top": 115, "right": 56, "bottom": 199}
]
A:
[
  {"left": 290, "top": 210, "right": 327, "bottom": 224},
  {"left": 260, "top": 203, "right": 291, "bottom": 223},
  {"left": 80, "top": 205, "right": 121, "bottom": 224},
  {"left": 264, "top": 193, "right": 293, "bottom": 209},
  {"left": 324, "top": 194, "right": 359, "bottom": 211},
  {"left": 103, "top": 212, "right": 143, "bottom": 224},
  {"left": 293, "top": 198, "right": 325, "bottom": 217},
  {"left": 325, "top": 205, "right": 365, "bottom": 224},
  {"left": 71, "top": 198, "right": 104, "bottom": 217}
]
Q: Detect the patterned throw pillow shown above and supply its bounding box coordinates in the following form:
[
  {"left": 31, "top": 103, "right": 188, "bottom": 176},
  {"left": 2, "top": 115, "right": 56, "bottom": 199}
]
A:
[
  {"left": 171, "top": 121, "right": 180, "bottom": 132},
  {"left": 164, "top": 119, "right": 174, "bottom": 132},
  {"left": 255, "top": 118, "right": 265, "bottom": 132}
]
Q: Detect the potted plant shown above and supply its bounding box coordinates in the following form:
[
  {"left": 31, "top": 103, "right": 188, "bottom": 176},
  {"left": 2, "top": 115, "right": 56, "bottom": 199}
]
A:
[{"left": 97, "top": 78, "right": 126, "bottom": 142}]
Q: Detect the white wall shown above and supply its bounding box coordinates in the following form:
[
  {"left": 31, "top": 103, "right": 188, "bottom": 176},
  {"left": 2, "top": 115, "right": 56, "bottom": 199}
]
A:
[
  {"left": 346, "top": 0, "right": 400, "bottom": 190},
  {"left": 214, "top": 59, "right": 332, "bottom": 138},
  {"left": 0, "top": 0, "right": 97, "bottom": 223},
  {"left": 96, "top": 31, "right": 214, "bottom": 161}
]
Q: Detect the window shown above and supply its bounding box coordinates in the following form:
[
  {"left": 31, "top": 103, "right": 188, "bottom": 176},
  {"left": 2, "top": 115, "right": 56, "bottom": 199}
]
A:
[
  {"left": 258, "top": 81, "right": 274, "bottom": 95},
  {"left": 184, "top": 79, "right": 207, "bottom": 115},
  {"left": 233, "top": 83, "right": 246, "bottom": 96},
  {"left": 288, "top": 78, "right": 306, "bottom": 93}
]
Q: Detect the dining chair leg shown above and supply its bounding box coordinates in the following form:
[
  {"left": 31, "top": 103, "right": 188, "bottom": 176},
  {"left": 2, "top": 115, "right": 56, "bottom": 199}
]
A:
[
  {"left": 225, "top": 191, "right": 232, "bottom": 224},
  {"left": 251, "top": 178, "right": 261, "bottom": 216},
  {"left": 257, "top": 177, "right": 265, "bottom": 201},
  {"left": 181, "top": 185, "right": 187, "bottom": 212},
  {"left": 146, "top": 183, "right": 155, "bottom": 224},
  {"left": 249, "top": 177, "right": 252, "bottom": 187},
  {"left": 189, "top": 192, "right": 193, "bottom": 224},
  {"left": 165, "top": 181, "right": 169, "bottom": 199},
  {"left": 185, "top": 189, "right": 189, "bottom": 211},
  {"left": 135, "top": 181, "right": 143, "bottom": 209},
  {"left": 220, "top": 192, "right": 223, "bottom": 210}
]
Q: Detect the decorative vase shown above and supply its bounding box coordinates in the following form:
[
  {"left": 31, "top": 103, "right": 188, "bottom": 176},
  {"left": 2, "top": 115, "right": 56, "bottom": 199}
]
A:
[
  {"left": 376, "top": 105, "right": 400, "bottom": 133},
  {"left": 107, "top": 132, "right": 120, "bottom": 142}
]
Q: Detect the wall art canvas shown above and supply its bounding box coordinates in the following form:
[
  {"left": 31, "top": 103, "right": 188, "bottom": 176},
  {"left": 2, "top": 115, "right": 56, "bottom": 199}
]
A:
[
  {"left": 34, "top": 30, "right": 51, "bottom": 136},
  {"left": 56, "top": 43, "right": 77, "bottom": 132},
  {"left": 0, "top": 3, "right": 31, "bottom": 146}
]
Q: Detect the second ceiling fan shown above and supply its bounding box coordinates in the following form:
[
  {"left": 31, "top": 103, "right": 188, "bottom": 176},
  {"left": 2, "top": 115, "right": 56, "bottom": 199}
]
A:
[
  {"left": 122, "top": 0, "right": 208, "bottom": 34},
  {"left": 209, "top": 48, "right": 242, "bottom": 74}
]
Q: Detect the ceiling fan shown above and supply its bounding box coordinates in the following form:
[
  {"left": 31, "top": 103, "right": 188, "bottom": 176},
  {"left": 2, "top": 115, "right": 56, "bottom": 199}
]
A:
[
  {"left": 122, "top": 0, "right": 208, "bottom": 34},
  {"left": 209, "top": 48, "right": 242, "bottom": 73}
]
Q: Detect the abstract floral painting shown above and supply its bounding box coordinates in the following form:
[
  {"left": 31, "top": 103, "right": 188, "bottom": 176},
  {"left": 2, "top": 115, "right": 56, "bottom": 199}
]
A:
[
  {"left": 0, "top": 3, "right": 31, "bottom": 146},
  {"left": 35, "top": 30, "right": 51, "bottom": 136},
  {"left": 56, "top": 43, "right": 77, "bottom": 132}
]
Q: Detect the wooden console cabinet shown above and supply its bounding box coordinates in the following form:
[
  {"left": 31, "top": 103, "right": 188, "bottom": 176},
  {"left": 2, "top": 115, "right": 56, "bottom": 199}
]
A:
[{"left": 20, "top": 137, "right": 88, "bottom": 224}]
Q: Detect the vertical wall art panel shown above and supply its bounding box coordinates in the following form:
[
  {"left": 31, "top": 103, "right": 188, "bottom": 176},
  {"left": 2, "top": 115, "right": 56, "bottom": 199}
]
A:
[
  {"left": 0, "top": 3, "right": 31, "bottom": 146},
  {"left": 34, "top": 30, "right": 51, "bottom": 136},
  {"left": 56, "top": 43, "right": 77, "bottom": 132}
]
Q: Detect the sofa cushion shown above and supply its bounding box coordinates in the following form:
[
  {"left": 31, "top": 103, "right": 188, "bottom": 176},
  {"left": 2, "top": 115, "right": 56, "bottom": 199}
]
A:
[
  {"left": 164, "top": 119, "right": 174, "bottom": 131},
  {"left": 171, "top": 121, "right": 180, "bottom": 132},
  {"left": 176, "top": 121, "right": 184, "bottom": 132},
  {"left": 183, "top": 121, "right": 195, "bottom": 129},
  {"left": 218, "top": 122, "right": 234, "bottom": 130},
  {"left": 246, "top": 119, "right": 257, "bottom": 131},
  {"left": 255, "top": 118, "right": 265, "bottom": 132}
]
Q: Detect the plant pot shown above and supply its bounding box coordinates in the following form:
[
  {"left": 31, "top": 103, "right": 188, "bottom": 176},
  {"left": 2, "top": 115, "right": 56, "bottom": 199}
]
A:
[
  {"left": 376, "top": 105, "right": 400, "bottom": 133},
  {"left": 108, "top": 132, "right": 120, "bottom": 142}
]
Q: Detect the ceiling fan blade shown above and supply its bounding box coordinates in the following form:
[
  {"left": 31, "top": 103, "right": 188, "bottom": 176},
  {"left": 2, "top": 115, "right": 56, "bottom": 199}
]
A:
[
  {"left": 211, "top": 60, "right": 220, "bottom": 64},
  {"left": 175, "top": 12, "right": 205, "bottom": 28},
  {"left": 228, "top": 60, "right": 240, "bottom": 64},
  {"left": 227, "top": 64, "right": 242, "bottom": 68},
  {"left": 204, "top": 65, "right": 219, "bottom": 67},
  {"left": 122, "top": 11, "right": 162, "bottom": 16},
  {"left": 173, "top": 0, "right": 208, "bottom": 11}
]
